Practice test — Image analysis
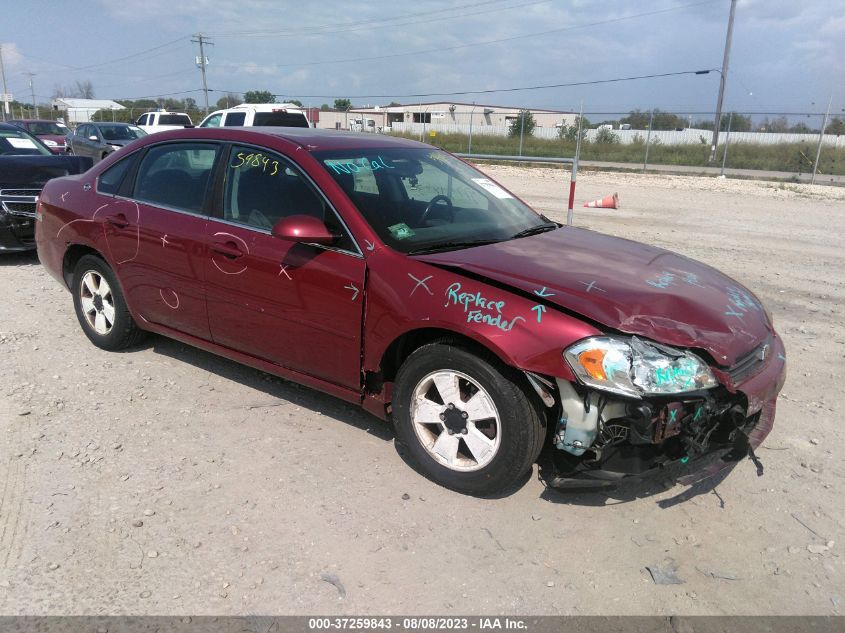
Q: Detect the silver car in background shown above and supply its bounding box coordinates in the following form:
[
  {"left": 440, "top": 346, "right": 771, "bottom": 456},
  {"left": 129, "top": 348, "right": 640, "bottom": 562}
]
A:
[{"left": 67, "top": 122, "right": 147, "bottom": 163}]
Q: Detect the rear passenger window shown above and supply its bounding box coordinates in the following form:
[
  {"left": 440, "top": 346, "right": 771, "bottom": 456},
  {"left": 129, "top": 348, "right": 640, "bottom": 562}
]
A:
[{"left": 133, "top": 143, "right": 219, "bottom": 213}]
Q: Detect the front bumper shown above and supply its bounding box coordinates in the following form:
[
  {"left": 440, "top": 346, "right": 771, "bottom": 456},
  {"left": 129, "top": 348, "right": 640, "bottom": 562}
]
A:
[
  {"left": 0, "top": 217, "right": 36, "bottom": 252},
  {"left": 546, "top": 336, "right": 786, "bottom": 491}
]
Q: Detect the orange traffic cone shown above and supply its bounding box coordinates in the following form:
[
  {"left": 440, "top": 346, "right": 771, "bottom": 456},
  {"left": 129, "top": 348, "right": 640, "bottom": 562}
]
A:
[{"left": 584, "top": 193, "right": 619, "bottom": 209}]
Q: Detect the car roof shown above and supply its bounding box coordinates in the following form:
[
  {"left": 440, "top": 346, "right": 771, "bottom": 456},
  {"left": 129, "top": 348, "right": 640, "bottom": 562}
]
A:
[
  {"left": 239, "top": 127, "right": 427, "bottom": 151},
  {"left": 144, "top": 126, "right": 430, "bottom": 152},
  {"left": 6, "top": 119, "right": 63, "bottom": 124}
]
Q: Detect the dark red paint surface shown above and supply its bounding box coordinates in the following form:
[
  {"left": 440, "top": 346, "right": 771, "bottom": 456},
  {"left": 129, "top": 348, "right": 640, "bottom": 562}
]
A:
[{"left": 35, "top": 128, "right": 785, "bottom": 421}]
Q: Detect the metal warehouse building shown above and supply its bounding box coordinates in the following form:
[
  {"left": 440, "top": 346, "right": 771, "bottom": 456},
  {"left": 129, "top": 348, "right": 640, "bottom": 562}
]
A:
[{"left": 317, "top": 101, "right": 576, "bottom": 132}]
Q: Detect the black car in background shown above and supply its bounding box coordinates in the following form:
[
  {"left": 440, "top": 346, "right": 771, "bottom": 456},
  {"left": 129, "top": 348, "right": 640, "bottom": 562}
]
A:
[
  {"left": 0, "top": 123, "right": 92, "bottom": 252},
  {"left": 67, "top": 122, "right": 146, "bottom": 163}
]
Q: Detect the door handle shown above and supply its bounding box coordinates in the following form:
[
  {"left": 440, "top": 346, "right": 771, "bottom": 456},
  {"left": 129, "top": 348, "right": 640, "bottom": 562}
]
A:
[
  {"left": 105, "top": 213, "right": 129, "bottom": 229},
  {"left": 210, "top": 241, "right": 244, "bottom": 259}
]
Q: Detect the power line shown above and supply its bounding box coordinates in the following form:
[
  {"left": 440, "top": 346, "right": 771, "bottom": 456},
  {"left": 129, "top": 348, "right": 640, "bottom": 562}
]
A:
[
  {"left": 217, "top": 69, "right": 717, "bottom": 101},
  {"left": 210, "top": 0, "right": 544, "bottom": 37},
  {"left": 214, "top": 0, "right": 719, "bottom": 72},
  {"left": 17, "top": 36, "right": 189, "bottom": 73}
]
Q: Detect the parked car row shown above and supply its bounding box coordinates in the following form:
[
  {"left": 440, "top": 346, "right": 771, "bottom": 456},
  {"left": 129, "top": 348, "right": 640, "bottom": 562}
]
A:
[
  {"left": 27, "top": 126, "right": 785, "bottom": 495},
  {"left": 0, "top": 123, "right": 92, "bottom": 252}
]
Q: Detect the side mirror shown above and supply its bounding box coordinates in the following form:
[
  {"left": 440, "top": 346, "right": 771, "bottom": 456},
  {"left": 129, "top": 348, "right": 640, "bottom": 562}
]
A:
[{"left": 271, "top": 215, "right": 336, "bottom": 245}]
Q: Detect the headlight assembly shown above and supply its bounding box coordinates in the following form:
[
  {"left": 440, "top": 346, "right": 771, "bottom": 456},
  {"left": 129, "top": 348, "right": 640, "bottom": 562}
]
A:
[{"left": 564, "top": 336, "right": 717, "bottom": 398}]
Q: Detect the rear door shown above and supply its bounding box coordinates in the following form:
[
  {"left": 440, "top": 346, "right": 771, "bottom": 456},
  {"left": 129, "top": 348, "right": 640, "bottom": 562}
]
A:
[
  {"left": 103, "top": 142, "right": 220, "bottom": 340},
  {"left": 204, "top": 143, "right": 366, "bottom": 389}
]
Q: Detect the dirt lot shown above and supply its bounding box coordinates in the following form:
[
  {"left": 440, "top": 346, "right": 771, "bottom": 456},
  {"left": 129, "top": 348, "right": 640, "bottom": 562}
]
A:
[{"left": 0, "top": 167, "right": 843, "bottom": 615}]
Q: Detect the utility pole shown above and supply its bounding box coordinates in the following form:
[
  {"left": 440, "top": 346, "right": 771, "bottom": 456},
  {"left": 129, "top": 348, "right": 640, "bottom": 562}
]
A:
[
  {"left": 709, "top": 0, "right": 737, "bottom": 163},
  {"left": 0, "top": 45, "right": 9, "bottom": 121},
  {"left": 811, "top": 95, "right": 832, "bottom": 186},
  {"left": 192, "top": 33, "right": 213, "bottom": 115},
  {"left": 24, "top": 72, "right": 39, "bottom": 118}
]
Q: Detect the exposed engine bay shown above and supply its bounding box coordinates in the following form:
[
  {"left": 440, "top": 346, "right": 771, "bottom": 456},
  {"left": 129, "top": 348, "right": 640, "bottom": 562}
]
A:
[{"left": 527, "top": 374, "right": 767, "bottom": 490}]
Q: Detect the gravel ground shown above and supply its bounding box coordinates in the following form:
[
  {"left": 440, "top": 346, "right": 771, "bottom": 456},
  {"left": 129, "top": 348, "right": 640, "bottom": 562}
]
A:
[{"left": 0, "top": 167, "right": 842, "bottom": 615}]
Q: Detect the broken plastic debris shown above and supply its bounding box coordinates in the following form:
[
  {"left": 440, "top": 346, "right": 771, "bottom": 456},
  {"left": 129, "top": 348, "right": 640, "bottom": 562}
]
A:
[{"left": 646, "top": 565, "right": 684, "bottom": 585}]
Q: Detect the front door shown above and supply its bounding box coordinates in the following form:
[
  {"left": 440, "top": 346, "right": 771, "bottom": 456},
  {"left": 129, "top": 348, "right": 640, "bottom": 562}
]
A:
[{"left": 204, "top": 144, "right": 365, "bottom": 390}]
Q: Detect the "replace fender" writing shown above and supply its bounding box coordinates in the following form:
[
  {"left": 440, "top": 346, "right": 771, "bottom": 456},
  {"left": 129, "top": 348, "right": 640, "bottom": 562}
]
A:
[{"left": 444, "top": 282, "right": 525, "bottom": 332}]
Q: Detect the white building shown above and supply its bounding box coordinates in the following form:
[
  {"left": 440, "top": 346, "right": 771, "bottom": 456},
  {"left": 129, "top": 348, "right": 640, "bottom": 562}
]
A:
[
  {"left": 51, "top": 98, "right": 126, "bottom": 124},
  {"left": 316, "top": 101, "right": 576, "bottom": 133}
]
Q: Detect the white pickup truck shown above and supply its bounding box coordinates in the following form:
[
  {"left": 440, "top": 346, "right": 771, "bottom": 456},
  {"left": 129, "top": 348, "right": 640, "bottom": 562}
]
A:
[
  {"left": 134, "top": 111, "right": 193, "bottom": 134},
  {"left": 198, "top": 103, "right": 310, "bottom": 128}
]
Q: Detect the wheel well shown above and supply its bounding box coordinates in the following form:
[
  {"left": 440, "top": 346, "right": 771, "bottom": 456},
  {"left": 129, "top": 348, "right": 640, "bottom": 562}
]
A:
[
  {"left": 62, "top": 244, "right": 102, "bottom": 288},
  {"left": 373, "top": 328, "right": 505, "bottom": 389}
]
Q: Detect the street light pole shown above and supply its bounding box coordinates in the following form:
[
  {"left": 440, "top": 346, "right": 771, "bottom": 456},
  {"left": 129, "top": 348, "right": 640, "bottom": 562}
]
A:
[
  {"left": 709, "top": 0, "right": 737, "bottom": 164},
  {"left": 25, "top": 72, "right": 39, "bottom": 118},
  {"left": 811, "top": 95, "right": 832, "bottom": 185}
]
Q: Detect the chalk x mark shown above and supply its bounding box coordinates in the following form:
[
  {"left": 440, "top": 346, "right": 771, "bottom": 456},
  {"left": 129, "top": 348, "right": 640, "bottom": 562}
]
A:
[
  {"left": 160, "top": 234, "right": 171, "bottom": 248},
  {"left": 580, "top": 280, "right": 606, "bottom": 294},
  {"left": 408, "top": 273, "right": 433, "bottom": 296},
  {"left": 278, "top": 264, "right": 292, "bottom": 280}
]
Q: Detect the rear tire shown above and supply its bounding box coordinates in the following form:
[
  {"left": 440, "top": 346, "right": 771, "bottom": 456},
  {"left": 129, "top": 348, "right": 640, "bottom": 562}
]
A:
[
  {"left": 393, "top": 342, "right": 545, "bottom": 496},
  {"left": 72, "top": 254, "right": 146, "bottom": 351}
]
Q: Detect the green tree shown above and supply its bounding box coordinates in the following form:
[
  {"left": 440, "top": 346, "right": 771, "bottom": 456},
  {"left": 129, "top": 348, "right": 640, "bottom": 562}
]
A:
[
  {"left": 594, "top": 127, "right": 620, "bottom": 144},
  {"left": 508, "top": 110, "right": 536, "bottom": 138},
  {"left": 320, "top": 103, "right": 331, "bottom": 111},
  {"left": 694, "top": 112, "right": 752, "bottom": 132},
  {"left": 557, "top": 115, "right": 589, "bottom": 141},
  {"left": 286, "top": 99, "right": 303, "bottom": 107},
  {"left": 216, "top": 93, "right": 243, "bottom": 109},
  {"left": 333, "top": 98, "right": 352, "bottom": 110},
  {"left": 790, "top": 122, "right": 814, "bottom": 134},
  {"left": 621, "top": 108, "right": 685, "bottom": 130},
  {"left": 244, "top": 90, "right": 275, "bottom": 104},
  {"left": 825, "top": 117, "right": 845, "bottom": 135}
]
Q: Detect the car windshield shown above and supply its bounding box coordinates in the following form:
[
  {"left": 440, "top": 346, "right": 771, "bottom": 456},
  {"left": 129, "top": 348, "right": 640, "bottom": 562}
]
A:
[
  {"left": 98, "top": 125, "right": 147, "bottom": 141},
  {"left": 0, "top": 128, "right": 52, "bottom": 156},
  {"left": 313, "top": 147, "right": 549, "bottom": 254},
  {"left": 28, "top": 122, "right": 68, "bottom": 135}
]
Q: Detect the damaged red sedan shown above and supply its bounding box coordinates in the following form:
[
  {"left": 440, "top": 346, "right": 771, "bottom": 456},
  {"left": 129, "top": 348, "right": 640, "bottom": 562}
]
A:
[{"left": 35, "top": 128, "right": 786, "bottom": 495}]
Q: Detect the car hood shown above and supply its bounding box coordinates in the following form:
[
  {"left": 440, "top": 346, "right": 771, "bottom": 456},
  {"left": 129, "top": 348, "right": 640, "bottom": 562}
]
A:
[
  {"left": 415, "top": 227, "right": 772, "bottom": 366},
  {"left": 0, "top": 155, "right": 93, "bottom": 187}
]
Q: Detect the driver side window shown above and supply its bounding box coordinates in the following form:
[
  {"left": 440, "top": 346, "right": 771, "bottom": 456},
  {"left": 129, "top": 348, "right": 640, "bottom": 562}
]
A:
[{"left": 223, "top": 145, "right": 356, "bottom": 252}]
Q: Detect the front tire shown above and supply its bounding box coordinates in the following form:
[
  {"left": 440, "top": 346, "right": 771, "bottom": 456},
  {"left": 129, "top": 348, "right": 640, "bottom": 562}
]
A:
[
  {"left": 72, "top": 254, "right": 146, "bottom": 350},
  {"left": 393, "top": 343, "right": 545, "bottom": 496}
]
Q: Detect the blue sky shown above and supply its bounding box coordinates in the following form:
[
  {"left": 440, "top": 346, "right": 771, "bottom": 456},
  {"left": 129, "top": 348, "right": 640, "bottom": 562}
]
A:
[{"left": 2, "top": 0, "right": 843, "bottom": 119}]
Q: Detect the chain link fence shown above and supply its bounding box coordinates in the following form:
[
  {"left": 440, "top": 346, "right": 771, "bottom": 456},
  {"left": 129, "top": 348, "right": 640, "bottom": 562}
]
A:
[{"left": 377, "top": 109, "right": 843, "bottom": 180}]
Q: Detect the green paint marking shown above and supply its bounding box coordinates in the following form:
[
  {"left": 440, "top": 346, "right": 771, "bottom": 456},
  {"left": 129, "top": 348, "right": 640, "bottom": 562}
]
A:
[{"left": 680, "top": 456, "right": 689, "bottom": 464}]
